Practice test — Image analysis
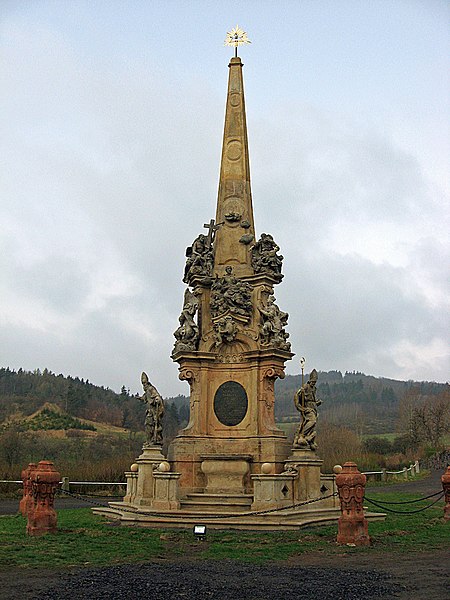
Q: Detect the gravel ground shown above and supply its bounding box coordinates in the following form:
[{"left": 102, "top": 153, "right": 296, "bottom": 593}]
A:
[
  {"left": 1, "top": 551, "right": 449, "bottom": 600},
  {"left": 0, "top": 561, "right": 401, "bottom": 600}
]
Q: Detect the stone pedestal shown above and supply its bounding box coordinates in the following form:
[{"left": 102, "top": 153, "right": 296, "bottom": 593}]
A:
[
  {"left": 201, "top": 455, "right": 251, "bottom": 494},
  {"left": 251, "top": 473, "right": 296, "bottom": 511},
  {"left": 134, "top": 445, "right": 165, "bottom": 507},
  {"left": 19, "top": 463, "right": 37, "bottom": 517},
  {"left": 27, "top": 460, "right": 60, "bottom": 536},
  {"left": 123, "top": 471, "right": 138, "bottom": 504},
  {"left": 285, "top": 448, "right": 323, "bottom": 502},
  {"left": 336, "top": 462, "right": 370, "bottom": 546},
  {"left": 153, "top": 472, "right": 181, "bottom": 510}
]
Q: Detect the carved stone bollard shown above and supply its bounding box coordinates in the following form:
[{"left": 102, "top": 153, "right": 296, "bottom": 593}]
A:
[
  {"left": 26, "top": 460, "right": 61, "bottom": 536},
  {"left": 19, "top": 463, "right": 37, "bottom": 517},
  {"left": 335, "top": 461, "right": 370, "bottom": 546},
  {"left": 442, "top": 466, "right": 450, "bottom": 521}
]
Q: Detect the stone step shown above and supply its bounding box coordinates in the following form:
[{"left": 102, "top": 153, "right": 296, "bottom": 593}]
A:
[
  {"left": 180, "top": 493, "right": 253, "bottom": 513},
  {"left": 185, "top": 493, "right": 253, "bottom": 503}
]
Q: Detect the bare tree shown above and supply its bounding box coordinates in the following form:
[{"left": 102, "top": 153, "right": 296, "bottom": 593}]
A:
[{"left": 409, "top": 390, "right": 450, "bottom": 447}]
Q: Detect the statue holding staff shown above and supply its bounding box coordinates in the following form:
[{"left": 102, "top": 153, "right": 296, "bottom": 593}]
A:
[
  {"left": 293, "top": 361, "right": 321, "bottom": 451},
  {"left": 139, "top": 372, "right": 165, "bottom": 446}
]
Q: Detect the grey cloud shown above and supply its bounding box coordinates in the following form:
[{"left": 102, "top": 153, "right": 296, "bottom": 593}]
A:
[{"left": 1, "top": 18, "right": 448, "bottom": 392}]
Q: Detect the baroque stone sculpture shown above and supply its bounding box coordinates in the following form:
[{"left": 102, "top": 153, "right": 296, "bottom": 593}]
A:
[
  {"left": 139, "top": 372, "right": 165, "bottom": 447},
  {"left": 183, "top": 233, "right": 215, "bottom": 284},
  {"left": 293, "top": 369, "right": 321, "bottom": 451},
  {"left": 259, "top": 295, "right": 291, "bottom": 350},
  {"left": 173, "top": 288, "right": 199, "bottom": 354},
  {"left": 213, "top": 315, "right": 238, "bottom": 346},
  {"left": 251, "top": 233, "right": 284, "bottom": 281},
  {"left": 210, "top": 266, "right": 253, "bottom": 321}
]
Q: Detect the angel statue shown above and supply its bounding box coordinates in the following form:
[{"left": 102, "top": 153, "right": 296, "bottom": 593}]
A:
[
  {"left": 293, "top": 368, "right": 321, "bottom": 451},
  {"left": 138, "top": 372, "right": 165, "bottom": 447}
]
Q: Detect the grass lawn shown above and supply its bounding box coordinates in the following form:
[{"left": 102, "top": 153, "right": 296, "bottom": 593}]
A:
[{"left": 0, "top": 489, "right": 447, "bottom": 569}]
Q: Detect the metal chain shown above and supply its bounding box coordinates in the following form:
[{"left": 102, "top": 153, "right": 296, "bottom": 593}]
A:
[
  {"left": 363, "top": 492, "right": 445, "bottom": 515},
  {"left": 364, "top": 489, "right": 443, "bottom": 505},
  {"left": 58, "top": 487, "right": 446, "bottom": 518},
  {"left": 57, "top": 488, "right": 338, "bottom": 518}
]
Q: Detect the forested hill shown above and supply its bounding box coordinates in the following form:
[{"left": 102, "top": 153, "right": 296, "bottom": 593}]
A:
[
  {"left": 0, "top": 367, "right": 447, "bottom": 435},
  {"left": 275, "top": 371, "right": 448, "bottom": 433},
  {"left": 0, "top": 368, "right": 143, "bottom": 429}
]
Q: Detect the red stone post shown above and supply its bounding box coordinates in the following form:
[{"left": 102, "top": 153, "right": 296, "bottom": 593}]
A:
[
  {"left": 335, "top": 461, "right": 370, "bottom": 546},
  {"left": 26, "top": 460, "right": 61, "bottom": 536},
  {"left": 442, "top": 466, "right": 450, "bottom": 521},
  {"left": 19, "top": 463, "right": 37, "bottom": 517}
]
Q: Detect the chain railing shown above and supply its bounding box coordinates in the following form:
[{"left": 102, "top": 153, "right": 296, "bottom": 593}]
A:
[{"left": 57, "top": 487, "right": 338, "bottom": 519}]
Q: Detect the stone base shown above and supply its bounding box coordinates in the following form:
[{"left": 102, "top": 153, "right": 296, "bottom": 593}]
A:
[
  {"left": 134, "top": 445, "right": 166, "bottom": 507},
  {"left": 285, "top": 448, "right": 324, "bottom": 502},
  {"left": 138, "top": 445, "right": 166, "bottom": 462},
  {"left": 337, "top": 517, "right": 371, "bottom": 546},
  {"left": 168, "top": 434, "right": 291, "bottom": 494},
  {"left": 152, "top": 472, "right": 181, "bottom": 510},
  {"left": 201, "top": 455, "right": 251, "bottom": 494},
  {"left": 251, "top": 473, "right": 296, "bottom": 511}
]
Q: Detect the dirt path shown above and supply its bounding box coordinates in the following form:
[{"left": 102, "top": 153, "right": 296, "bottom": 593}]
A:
[
  {"left": 368, "top": 468, "right": 444, "bottom": 497},
  {"left": 0, "top": 550, "right": 448, "bottom": 600}
]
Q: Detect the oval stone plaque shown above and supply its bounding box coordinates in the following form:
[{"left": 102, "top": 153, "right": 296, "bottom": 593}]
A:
[{"left": 214, "top": 381, "right": 248, "bottom": 426}]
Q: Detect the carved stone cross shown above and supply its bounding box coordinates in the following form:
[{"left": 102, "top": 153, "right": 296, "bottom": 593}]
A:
[{"left": 203, "top": 219, "right": 221, "bottom": 248}]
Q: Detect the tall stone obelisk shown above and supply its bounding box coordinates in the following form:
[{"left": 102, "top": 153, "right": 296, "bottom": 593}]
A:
[
  {"left": 213, "top": 55, "right": 255, "bottom": 276},
  {"left": 169, "top": 40, "right": 293, "bottom": 495}
]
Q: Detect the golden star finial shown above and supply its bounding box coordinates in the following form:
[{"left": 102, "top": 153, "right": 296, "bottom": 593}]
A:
[{"left": 225, "top": 25, "right": 251, "bottom": 57}]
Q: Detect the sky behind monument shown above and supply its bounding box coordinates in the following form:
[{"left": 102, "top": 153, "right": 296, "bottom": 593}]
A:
[{"left": 1, "top": 1, "right": 449, "bottom": 395}]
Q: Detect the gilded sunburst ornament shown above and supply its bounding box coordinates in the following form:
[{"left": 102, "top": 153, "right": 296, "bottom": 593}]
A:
[{"left": 225, "top": 25, "right": 251, "bottom": 56}]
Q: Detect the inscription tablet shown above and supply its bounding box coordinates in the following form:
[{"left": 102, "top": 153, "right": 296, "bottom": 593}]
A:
[{"left": 214, "top": 381, "right": 248, "bottom": 426}]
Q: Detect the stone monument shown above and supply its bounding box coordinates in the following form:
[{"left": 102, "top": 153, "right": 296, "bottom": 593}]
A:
[
  {"left": 168, "top": 35, "right": 293, "bottom": 498},
  {"left": 95, "top": 28, "right": 371, "bottom": 528}
]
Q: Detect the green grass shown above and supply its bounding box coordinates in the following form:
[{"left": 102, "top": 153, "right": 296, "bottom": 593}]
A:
[
  {"left": 0, "top": 510, "right": 163, "bottom": 568},
  {"left": 361, "top": 432, "right": 400, "bottom": 442},
  {"left": 0, "top": 490, "right": 447, "bottom": 568}
]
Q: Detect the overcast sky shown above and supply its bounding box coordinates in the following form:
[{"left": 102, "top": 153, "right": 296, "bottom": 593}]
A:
[{"left": 1, "top": 1, "right": 449, "bottom": 396}]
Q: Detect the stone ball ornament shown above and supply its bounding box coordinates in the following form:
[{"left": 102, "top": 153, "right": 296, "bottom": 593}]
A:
[
  {"left": 130, "top": 463, "right": 139, "bottom": 472},
  {"left": 261, "top": 463, "right": 273, "bottom": 474},
  {"left": 333, "top": 464, "right": 343, "bottom": 474},
  {"left": 158, "top": 461, "right": 171, "bottom": 472}
]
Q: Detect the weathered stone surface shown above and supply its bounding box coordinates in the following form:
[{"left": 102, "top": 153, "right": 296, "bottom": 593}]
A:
[
  {"left": 251, "top": 233, "right": 284, "bottom": 281},
  {"left": 293, "top": 369, "right": 321, "bottom": 451},
  {"left": 336, "top": 461, "right": 371, "bottom": 546},
  {"left": 173, "top": 288, "right": 199, "bottom": 353},
  {"left": 138, "top": 372, "right": 165, "bottom": 447},
  {"left": 210, "top": 266, "right": 252, "bottom": 322},
  {"left": 183, "top": 233, "right": 215, "bottom": 285},
  {"left": 258, "top": 294, "right": 290, "bottom": 350},
  {"left": 26, "top": 460, "right": 60, "bottom": 536},
  {"left": 201, "top": 455, "right": 250, "bottom": 494},
  {"left": 19, "top": 462, "right": 37, "bottom": 517}
]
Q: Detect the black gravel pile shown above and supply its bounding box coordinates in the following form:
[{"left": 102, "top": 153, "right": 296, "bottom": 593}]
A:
[{"left": 36, "top": 561, "right": 401, "bottom": 600}]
